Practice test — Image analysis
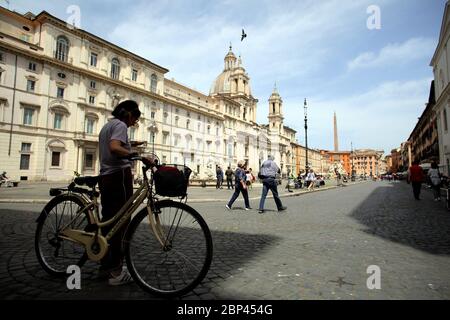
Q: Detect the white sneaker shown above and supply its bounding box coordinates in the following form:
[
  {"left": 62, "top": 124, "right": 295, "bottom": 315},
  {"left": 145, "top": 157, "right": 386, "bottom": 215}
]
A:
[
  {"left": 108, "top": 268, "right": 133, "bottom": 286},
  {"left": 225, "top": 204, "right": 231, "bottom": 210}
]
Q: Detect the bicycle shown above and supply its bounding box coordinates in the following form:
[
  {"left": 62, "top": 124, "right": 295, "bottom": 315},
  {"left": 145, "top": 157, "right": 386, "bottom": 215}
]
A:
[{"left": 35, "top": 155, "right": 213, "bottom": 297}]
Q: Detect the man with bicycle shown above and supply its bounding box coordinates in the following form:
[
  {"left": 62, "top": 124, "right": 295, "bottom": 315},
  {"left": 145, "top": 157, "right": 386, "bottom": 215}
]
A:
[{"left": 98, "top": 100, "right": 153, "bottom": 285}]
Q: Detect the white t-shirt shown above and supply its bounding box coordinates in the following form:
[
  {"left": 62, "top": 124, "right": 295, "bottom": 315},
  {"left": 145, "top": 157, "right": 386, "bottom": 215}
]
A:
[
  {"left": 99, "top": 118, "right": 131, "bottom": 175},
  {"left": 428, "top": 168, "right": 441, "bottom": 186}
]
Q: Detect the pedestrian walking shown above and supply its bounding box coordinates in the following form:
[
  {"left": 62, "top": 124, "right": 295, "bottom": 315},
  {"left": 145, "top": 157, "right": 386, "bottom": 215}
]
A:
[
  {"left": 225, "top": 160, "right": 251, "bottom": 211},
  {"left": 407, "top": 160, "right": 424, "bottom": 200},
  {"left": 258, "top": 155, "right": 287, "bottom": 214},
  {"left": 428, "top": 162, "right": 442, "bottom": 201},
  {"left": 306, "top": 169, "right": 316, "bottom": 191},
  {"left": 216, "top": 166, "right": 224, "bottom": 189},
  {"left": 225, "top": 166, "right": 234, "bottom": 189},
  {"left": 335, "top": 168, "right": 344, "bottom": 186}
]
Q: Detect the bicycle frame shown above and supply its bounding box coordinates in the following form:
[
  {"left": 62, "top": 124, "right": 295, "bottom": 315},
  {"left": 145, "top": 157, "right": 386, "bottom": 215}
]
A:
[{"left": 59, "top": 164, "right": 168, "bottom": 261}]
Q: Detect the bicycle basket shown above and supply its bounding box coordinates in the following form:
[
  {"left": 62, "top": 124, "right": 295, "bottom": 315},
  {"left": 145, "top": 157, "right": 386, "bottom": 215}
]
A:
[{"left": 153, "top": 164, "right": 192, "bottom": 197}]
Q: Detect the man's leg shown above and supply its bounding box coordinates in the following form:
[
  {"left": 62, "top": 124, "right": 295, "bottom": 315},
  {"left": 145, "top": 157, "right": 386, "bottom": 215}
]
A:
[
  {"left": 242, "top": 188, "right": 250, "bottom": 208},
  {"left": 268, "top": 179, "right": 283, "bottom": 209},
  {"left": 258, "top": 181, "right": 269, "bottom": 211},
  {"left": 412, "top": 182, "right": 420, "bottom": 199}
]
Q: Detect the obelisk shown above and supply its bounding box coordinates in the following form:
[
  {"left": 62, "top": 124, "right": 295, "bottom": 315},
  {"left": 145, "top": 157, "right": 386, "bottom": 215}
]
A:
[{"left": 334, "top": 112, "right": 339, "bottom": 152}]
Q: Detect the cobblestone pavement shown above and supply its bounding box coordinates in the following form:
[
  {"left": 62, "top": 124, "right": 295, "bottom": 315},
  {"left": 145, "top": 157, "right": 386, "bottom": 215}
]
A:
[{"left": 0, "top": 180, "right": 449, "bottom": 300}]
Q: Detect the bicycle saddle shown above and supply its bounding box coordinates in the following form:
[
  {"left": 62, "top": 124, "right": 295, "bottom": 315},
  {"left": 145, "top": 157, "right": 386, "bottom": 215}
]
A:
[{"left": 74, "top": 176, "right": 99, "bottom": 188}]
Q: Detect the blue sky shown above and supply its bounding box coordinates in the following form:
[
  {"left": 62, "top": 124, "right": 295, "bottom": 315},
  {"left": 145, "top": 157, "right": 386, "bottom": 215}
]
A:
[{"left": 8, "top": 0, "right": 446, "bottom": 154}]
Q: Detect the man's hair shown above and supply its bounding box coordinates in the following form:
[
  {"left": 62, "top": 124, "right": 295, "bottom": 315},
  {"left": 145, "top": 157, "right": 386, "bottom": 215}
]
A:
[
  {"left": 431, "top": 162, "right": 438, "bottom": 169},
  {"left": 112, "top": 100, "right": 141, "bottom": 120},
  {"left": 412, "top": 160, "right": 419, "bottom": 165}
]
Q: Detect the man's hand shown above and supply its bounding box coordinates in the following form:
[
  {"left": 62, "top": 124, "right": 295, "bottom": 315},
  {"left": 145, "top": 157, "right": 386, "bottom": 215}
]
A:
[
  {"left": 142, "top": 157, "right": 156, "bottom": 167},
  {"left": 130, "top": 141, "right": 147, "bottom": 147}
]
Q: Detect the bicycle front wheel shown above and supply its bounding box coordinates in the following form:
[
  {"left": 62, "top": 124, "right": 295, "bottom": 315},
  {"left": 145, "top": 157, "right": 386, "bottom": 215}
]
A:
[
  {"left": 35, "top": 194, "right": 90, "bottom": 277},
  {"left": 124, "top": 200, "right": 213, "bottom": 297}
]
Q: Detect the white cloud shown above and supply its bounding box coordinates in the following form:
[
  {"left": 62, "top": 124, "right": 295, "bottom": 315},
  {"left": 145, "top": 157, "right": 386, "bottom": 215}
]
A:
[
  {"left": 280, "top": 77, "right": 433, "bottom": 153},
  {"left": 347, "top": 37, "right": 437, "bottom": 71},
  {"left": 106, "top": 0, "right": 373, "bottom": 94}
]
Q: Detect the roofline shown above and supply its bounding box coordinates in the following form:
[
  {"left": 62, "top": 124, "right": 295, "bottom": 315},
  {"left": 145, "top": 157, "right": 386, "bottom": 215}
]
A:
[
  {"left": 28, "top": 9, "right": 169, "bottom": 74},
  {"left": 430, "top": 1, "right": 449, "bottom": 66},
  {"left": 0, "top": 5, "right": 35, "bottom": 23},
  {"left": 407, "top": 81, "right": 436, "bottom": 141},
  {"left": 164, "top": 78, "right": 209, "bottom": 98}
]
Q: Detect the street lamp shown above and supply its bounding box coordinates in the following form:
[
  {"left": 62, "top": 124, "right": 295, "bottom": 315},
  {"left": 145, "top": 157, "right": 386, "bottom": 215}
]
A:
[
  {"left": 304, "top": 98, "right": 308, "bottom": 173},
  {"left": 148, "top": 121, "right": 158, "bottom": 157}
]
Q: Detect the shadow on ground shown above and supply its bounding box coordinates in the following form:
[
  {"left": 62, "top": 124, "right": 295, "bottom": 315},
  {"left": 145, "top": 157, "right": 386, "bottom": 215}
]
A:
[
  {"left": 350, "top": 182, "right": 450, "bottom": 255},
  {"left": 0, "top": 209, "right": 280, "bottom": 300}
]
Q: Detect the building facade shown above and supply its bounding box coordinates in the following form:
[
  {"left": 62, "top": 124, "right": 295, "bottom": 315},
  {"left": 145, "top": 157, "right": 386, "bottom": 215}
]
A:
[
  {"left": 400, "top": 141, "right": 412, "bottom": 172},
  {"left": 407, "top": 81, "right": 439, "bottom": 165},
  {"left": 0, "top": 8, "right": 300, "bottom": 181},
  {"left": 293, "top": 144, "right": 325, "bottom": 176},
  {"left": 350, "top": 149, "right": 384, "bottom": 177},
  {"left": 390, "top": 148, "right": 401, "bottom": 173},
  {"left": 431, "top": 1, "right": 450, "bottom": 176}
]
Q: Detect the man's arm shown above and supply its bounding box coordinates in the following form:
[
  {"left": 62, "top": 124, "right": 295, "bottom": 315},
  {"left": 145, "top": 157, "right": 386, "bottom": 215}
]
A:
[{"left": 110, "top": 140, "right": 132, "bottom": 157}]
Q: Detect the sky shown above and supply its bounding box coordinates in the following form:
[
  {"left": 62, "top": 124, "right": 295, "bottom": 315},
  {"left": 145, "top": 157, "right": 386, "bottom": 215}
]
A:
[{"left": 6, "top": 0, "right": 446, "bottom": 155}]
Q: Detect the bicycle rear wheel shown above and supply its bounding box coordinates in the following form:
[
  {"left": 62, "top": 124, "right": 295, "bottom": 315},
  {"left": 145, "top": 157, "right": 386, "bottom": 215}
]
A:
[
  {"left": 124, "top": 200, "right": 213, "bottom": 297},
  {"left": 35, "top": 194, "right": 90, "bottom": 277}
]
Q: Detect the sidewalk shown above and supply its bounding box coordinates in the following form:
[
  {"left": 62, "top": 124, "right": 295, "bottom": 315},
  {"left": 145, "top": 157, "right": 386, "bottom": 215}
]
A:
[{"left": 0, "top": 179, "right": 365, "bottom": 204}]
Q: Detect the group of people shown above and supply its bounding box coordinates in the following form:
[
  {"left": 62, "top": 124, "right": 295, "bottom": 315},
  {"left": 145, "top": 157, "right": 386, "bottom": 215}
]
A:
[
  {"left": 225, "top": 155, "right": 287, "bottom": 214},
  {"left": 408, "top": 160, "right": 443, "bottom": 201},
  {"left": 287, "top": 169, "right": 326, "bottom": 191}
]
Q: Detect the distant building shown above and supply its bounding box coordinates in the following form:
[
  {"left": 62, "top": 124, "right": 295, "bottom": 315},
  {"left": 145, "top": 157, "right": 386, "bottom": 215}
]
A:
[
  {"left": 390, "top": 148, "right": 401, "bottom": 173},
  {"left": 350, "top": 149, "right": 384, "bottom": 177},
  {"left": 384, "top": 155, "right": 393, "bottom": 173},
  {"left": 400, "top": 141, "right": 412, "bottom": 171}
]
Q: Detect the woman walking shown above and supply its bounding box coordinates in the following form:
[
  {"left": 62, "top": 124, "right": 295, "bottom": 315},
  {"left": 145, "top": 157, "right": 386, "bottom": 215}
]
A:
[
  {"left": 428, "top": 162, "right": 441, "bottom": 201},
  {"left": 226, "top": 160, "right": 251, "bottom": 211}
]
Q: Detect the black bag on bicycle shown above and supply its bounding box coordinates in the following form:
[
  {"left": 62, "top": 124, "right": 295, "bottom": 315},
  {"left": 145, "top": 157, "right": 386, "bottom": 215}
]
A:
[{"left": 153, "top": 165, "right": 192, "bottom": 197}]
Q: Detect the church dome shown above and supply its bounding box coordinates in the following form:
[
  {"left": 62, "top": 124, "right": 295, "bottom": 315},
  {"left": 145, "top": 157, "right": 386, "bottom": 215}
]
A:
[
  {"left": 210, "top": 70, "right": 232, "bottom": 95},
  {"left": 209, "top": 45, "right": 252, "bottom": 96}
]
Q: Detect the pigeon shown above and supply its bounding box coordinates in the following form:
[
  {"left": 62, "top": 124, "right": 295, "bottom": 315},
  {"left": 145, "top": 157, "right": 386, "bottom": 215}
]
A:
[{"left": 241, "top": 29, "right": 247, "bottom": 41}]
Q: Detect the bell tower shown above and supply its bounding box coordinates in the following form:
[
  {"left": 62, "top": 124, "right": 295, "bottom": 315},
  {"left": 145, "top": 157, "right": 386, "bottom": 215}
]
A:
[{"left": 268, "top": 83, "right": 284, "bottom": 133}]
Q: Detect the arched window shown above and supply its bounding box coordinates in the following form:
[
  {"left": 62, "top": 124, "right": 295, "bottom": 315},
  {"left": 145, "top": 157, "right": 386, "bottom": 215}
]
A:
[
  {"left": 111, "top": 58, "right": 120, "bottom": 79},
  {"left": 150, "top": 74, "right": 157, "bottom": 93},
  {"left": 55, "top": 36, "right": 69, "bottom": 62}
]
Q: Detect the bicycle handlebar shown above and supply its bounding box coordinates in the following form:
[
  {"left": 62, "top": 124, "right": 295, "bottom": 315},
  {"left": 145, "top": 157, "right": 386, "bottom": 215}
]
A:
[{"left": 121, "top": 153, "right": 159, "bottom": 167}]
